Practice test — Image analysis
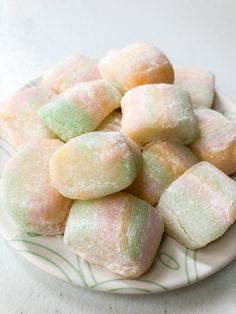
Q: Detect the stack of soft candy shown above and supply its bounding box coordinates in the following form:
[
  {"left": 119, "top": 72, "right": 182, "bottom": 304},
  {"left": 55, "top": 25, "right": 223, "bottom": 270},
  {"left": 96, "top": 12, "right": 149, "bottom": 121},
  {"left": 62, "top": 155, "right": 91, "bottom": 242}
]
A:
[{"left": 1, "top": 43, "right": 236, "bottom": 278}]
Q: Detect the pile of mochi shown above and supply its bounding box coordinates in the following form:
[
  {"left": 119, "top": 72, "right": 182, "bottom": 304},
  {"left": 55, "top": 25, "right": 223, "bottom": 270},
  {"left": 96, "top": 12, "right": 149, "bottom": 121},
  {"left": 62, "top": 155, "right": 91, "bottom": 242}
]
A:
[{"left": 1, "top": 43, "right": 236, "bottom": 278}]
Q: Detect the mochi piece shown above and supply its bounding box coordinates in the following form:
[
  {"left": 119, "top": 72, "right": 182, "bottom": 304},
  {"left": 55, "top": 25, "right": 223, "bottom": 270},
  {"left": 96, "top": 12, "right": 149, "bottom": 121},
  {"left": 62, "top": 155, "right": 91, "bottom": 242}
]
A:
[
  {"left": 0, "top": 86, "right": 57, "bottom": 147},
  {"left": 0, "top": 139, "right": 72, "bottom": 235},
  {"left": 64, "top": 192, "right": 164, "bottom": 277},
  {"left": 38, "top": 79, "right": 122, "bottom": 142},
  {"left": 50, "top": 132, "right": 143, "bottom": 200},
  {"left": 174, "top": 67, "right": 215, "bottom": 109},
  {"left": 121, "top": 84, "right": 199, "bottom": 146},
  {"left": 157, "top": 162, "right": 236, "bottom": 249},
  {"left": 127, "top": 141, "right": 197, "bottom": 205},
  {"left": 98, "top": 43, "right": 174, "bottom": 92},
  {"left": 190, "top": 109, "right": 236, "bottom": 175},
  {"left": 42, "top": 55, "right": 101, "bottom": 93}
]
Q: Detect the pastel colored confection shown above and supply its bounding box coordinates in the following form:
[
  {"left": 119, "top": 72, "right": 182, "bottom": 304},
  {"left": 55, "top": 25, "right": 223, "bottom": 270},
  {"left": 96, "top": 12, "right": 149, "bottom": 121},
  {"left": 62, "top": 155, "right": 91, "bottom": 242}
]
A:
[
  {"left": 38, "top": 79, "right": 122, "bottom": 142},
  {"left": 50, "top": 131, "right": 143, "bottom": 200},
  {"left": 98, "top": 43, "right": 174, "bottom": 92},
  {"left": 157, "top": 162, "right": 236, "bottom": 249},
  {"left": 96, "top": 110, "right": 122, "bottom": 132},
  {"left": 190, "top": 109, "right": 236, "bottom": 175},
  {"left": 127, "top": 141, "right": 197, "bottom": 205},
  {"left": 64, "top": 192, "right": 164, "bottom": 277},
  {"left": 0, "top": 139, "right": 72, "bottom": 235},
  {"left": 174, "top": 67, "right": 215, "bottom": 109},
  {"left": 42, "top": 55, "right": 101, "bottom": 93},
  {"left": 0, "top": 86, "right": 57, "bottom": 147},
  {"left": 121, "top": 84, "right": 199, "bottom": 146}
]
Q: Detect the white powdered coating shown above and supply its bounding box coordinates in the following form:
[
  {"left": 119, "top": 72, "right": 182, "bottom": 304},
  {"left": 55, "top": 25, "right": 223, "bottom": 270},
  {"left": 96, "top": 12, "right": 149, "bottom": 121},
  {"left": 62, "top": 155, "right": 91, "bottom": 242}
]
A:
[
  {"left": 121, "top": 84, "right": 198, "bottom": 145},
  {"left": 38, "top": 79, "right": 122, "bottom": 142},
  {"left": 190, "top": 109, "right": 236, "bottom": 174},
  {"left": 69, "top": 79, "right": 122, "bottom": 122},
  {"left": 64, "top": 192, "right": 164, "bottom": 277},
  {"left": 42, "top": 55, "right": 101, "bottom": 93},
  {"left": 158, "top": 162, "right": 236, "bottom": 249},
  {"left": 0, "top": 139, "right": 72, "bottom": 235},
  {"left": 127, "top": 141, "right": 197, "bottom": 205},
  {"left": 174, "top": 67, "right": 215, "bottom": 109},
  {"left": 50, "top": 132, "right": 142, "bottom": 199},
  {"left": 99, "top": 43, "right": 174, "bottom": 92},
  {"left": 0, "top": 85, "right": 57, "bottom": 147},
  {"left": 193, "top": 109, "right": 235, "bottom": 148}
]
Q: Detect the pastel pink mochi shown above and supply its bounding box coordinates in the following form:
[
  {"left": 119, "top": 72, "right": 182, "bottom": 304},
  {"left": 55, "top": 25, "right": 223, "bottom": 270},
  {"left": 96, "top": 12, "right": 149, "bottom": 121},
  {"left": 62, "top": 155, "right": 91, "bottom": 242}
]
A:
[
  {"left": 190, "top": 109, "right": 236, "bottom": 175},
  {"left": 121, "top": 84, "right": 199, "bottom": 146},
  {"left": 38, "top": 79, "right": 122, "bottom": 142},
  {"left": 98, "top": 43, "right": 174, "bottom": 92},
  {"left": 157, "top": 162, "right": 236, "bottom": 249},
  {"left": 0, "top": 86, "right": 57, "bottom": 147},
  {"left": 64, "top": 192, "right": 164, "bottom": 277},
  {"left": 127, "top": 141, "right": 197, "bottom": 205},
  {"left": 50, "top": 132, "right": 143, "bottom": 200},
  {"left": 42, "top": 55, "right": 101, "bottom": 93},
  {"left": 174, "top": 67, "right": 215, "bottom": 109},
  {"left": 0, "top": 139, "right": 72, "bottom": 235}
]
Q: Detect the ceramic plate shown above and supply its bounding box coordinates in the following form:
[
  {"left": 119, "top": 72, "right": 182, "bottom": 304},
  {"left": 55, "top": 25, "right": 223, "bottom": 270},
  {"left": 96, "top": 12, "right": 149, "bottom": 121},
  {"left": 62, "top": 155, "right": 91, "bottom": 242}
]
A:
[{"left": 0, "top": 78, "right": 236, "bottom": 294}]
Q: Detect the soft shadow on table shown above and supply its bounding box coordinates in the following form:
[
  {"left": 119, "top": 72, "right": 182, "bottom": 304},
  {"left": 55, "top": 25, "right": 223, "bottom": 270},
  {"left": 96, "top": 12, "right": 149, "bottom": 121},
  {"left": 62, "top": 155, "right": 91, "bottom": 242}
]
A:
[{"left": 1, "top": 237, "right": 235, "bottom": 314}]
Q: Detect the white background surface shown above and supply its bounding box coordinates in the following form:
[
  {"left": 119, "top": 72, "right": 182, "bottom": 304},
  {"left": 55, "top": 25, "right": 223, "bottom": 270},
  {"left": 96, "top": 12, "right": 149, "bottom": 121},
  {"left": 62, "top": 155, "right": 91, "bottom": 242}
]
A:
[{"left": 0, "top": 0, "right": 236, "bottom": 313}]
